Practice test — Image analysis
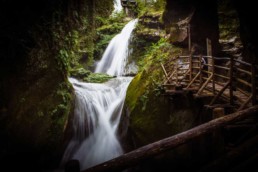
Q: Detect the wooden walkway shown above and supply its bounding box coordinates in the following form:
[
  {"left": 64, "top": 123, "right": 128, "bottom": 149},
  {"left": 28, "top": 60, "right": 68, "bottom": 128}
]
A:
[{"left": 161, "top": 55, "right": 258, "bottom": 111}]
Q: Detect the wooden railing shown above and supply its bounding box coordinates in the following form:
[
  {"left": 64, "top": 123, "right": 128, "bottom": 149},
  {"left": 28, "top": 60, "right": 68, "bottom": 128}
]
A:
[{"left": 161, "top": 55, "right": 257, "bottom": 111}]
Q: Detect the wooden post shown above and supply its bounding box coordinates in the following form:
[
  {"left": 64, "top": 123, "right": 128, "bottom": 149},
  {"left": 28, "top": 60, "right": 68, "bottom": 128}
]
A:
[
  {"left": 206, "top": 38, "right": 212, "bottom": 73},
  {"left": 206, "top": 38, "right": 212, "bottom": 56},
  {"left": 212, "top": 56, "right": 215, "bottom": 94},
  {"left": 251, "top": 62, "right": 256, "bottom": 105},
  {"left": 199, "top": 55, "right": 203, "bottom": 86},
  {"left": 189, "top": 55, "right": 193, "bottom": 81},
  {"left": 176, "top": 59, "right": 178, "bottom": 85},
  {"left": 188, "top": 24, "right": 191, "bottom": 52},
  {"left": 229, "top": 56, "right": 234, "bottom": 105}
]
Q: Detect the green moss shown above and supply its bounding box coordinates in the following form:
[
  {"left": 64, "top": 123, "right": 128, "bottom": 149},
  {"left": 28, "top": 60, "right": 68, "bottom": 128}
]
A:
[
  {"left": 126, "top": 72, "right": 148, "bottom": 110},
  {"left": 70, "top": 67, "right": 91, "bottom": 79},
  {"left": 7, "top": 73, "right": 73, "bottom": 151},
  {"left": 94, "top": 12, "right": 129, "bottom": 59},
  {"left": 218, "top": 0, "right": 240, "bottom": 40},
  {"left": 84, "top": 73, "right": 114, "bottom": 83},
  {"left": 125, "top": 22, "right": 195, "bottom": 146}
]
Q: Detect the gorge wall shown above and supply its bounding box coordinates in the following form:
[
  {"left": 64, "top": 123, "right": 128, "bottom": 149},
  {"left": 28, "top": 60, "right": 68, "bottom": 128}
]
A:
[{"left": 0, "top": 0, "right": 113, "bottom": 171}]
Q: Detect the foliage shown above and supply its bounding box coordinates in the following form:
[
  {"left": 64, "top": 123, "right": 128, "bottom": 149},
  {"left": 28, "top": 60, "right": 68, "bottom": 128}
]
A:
[
  {"left": 70, "top": 67, "right": 91, "bottom": 79},
  {"left": 218, "top": 0, "right": 240, "bottom": 40},
  {"left": 126, "top": 37, "right": 181, "bottom": 110},
  {"left": 94, "top": 11, "right": 128, "bottom": 59},
  {"left": 137, "top": 38, "right": 177, "bottom": 71},
  {"left": 83, "top": 73, "right": 114, "bottom": 83},
  {"left": 134, "top": 0, "right": 166, "bottom": 17}
]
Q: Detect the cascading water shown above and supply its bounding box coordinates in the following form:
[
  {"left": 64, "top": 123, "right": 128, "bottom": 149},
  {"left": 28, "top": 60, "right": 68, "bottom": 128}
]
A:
[
  {"left": 61, "top": 19, "right": 138, "bottom": 170},
  {"left": 95, "top": 19, "right": 138, "bottom": 76},
  {"left": 113, "top": 0, "right": 123, "bottom": 13}
]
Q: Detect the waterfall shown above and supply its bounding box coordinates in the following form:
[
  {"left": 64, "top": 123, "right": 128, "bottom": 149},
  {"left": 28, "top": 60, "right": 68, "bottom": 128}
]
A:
[
  {"left": 95, "top": 19, "right": 138, "bottom": 76},
  {"left": 113, "top": 0, "right": 123, "bottom": 13},
  {"left": 62, "top": 19, "right": 138, "bottom": 170}
]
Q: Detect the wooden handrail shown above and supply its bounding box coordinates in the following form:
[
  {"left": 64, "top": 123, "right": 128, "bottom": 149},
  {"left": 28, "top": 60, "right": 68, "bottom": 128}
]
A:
[
  {"left": 214, "top": 73, "right": 229, "bottom": 80},
  {"left": 213, "top": 57, "right": 230, "bottom": 60},
  {"left": 214, "top": 65, "right": 230, "bottom": 70},
  {"left": 209, "top": 81, "right": 230, "bottom": 105},
  {"left": 196, "top": 74, "right": 214, "bottom": 95},
  {"left": 233, "top": 59, "right": 252, "bottom": 66},
  {"left": 236, "top": 78, "right": 252, "bottom": 87},
  {"left": 161, "top": 51, "right": 256, "bottom": 109},
  {"left": 234, "top": 67, "right": 252, "bottom": 76}
]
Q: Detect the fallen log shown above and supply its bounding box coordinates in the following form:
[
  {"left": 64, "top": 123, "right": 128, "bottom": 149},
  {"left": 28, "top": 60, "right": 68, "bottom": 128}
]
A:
[{"left": 83, "top": 106, "right": 258, "bottom": 172}]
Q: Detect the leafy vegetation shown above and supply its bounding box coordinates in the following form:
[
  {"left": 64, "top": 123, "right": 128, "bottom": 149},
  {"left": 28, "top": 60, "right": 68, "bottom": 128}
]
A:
[
  {"left": 134, "top": 0, "right": 166, "bottom": 17},
  {"left": 84, "top": 73, "right": 114, "bottom": 83},
  {"left": 94, "top": 11, "right": 129, "bottom": 59}
]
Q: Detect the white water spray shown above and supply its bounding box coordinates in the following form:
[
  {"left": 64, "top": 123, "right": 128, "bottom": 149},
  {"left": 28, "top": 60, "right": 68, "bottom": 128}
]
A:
[{"left": 62, "top": 19, "right": 138, "bottom": 170}]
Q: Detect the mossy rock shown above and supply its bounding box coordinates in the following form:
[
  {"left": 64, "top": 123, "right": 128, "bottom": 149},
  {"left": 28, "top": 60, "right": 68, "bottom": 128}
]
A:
[
  {"left": 124, "top": 31, "right": 197, "bottom": 147},
  {"left": 83, "top": 73, "right": 114, "bottom": 83},
  {"left": 70, "top": 67, "right": 91, "bottom": 79}
]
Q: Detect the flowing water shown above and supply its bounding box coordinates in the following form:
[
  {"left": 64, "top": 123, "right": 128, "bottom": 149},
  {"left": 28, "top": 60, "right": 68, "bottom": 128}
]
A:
[
  {"left": 113, "top": 0, "right": 123, "bottom": 13},
  {"left": 95, "top": 19, "right": 138, "bottom": 76},
  {"left": 61, "top": 19, "right": 138, "bottom": 170}
]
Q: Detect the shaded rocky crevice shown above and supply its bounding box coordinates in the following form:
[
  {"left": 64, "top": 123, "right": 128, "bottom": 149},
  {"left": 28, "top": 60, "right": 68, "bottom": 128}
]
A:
[
  {"left": 0, "top": 0, "right": 114, "bottom": 171},
  {"left": 136, "top": 12, "right": 166, "bottom": 42},
  {"left": 163, "top": 0, "right": 220, "bottom": 55},
  {"left": 218, "top": 0, "right": 243, "bottom": 59},
  {"left": 232, "top": 1, "right": 258, "bottom": 63}
]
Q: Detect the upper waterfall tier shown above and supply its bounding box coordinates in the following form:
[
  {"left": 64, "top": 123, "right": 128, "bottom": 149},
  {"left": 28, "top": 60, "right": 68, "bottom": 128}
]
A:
[{"left": 95, "top": 19, "right": 138, "bottom": 76}]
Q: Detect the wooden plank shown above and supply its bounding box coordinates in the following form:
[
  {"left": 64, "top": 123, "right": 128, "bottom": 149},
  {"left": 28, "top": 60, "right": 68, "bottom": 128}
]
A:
[
  {"left": 238, "top": 95, "right": 252, "bottom": 111},
  {"left": 186, "top": 71, "right": 201, "bottom": 89},
  {"left": 251, "top": 63, "right": 257, "bottom": 105},
  {"left": 202, "top": 70, "right": 213, "bottom": 75},
  {"left": 188, "top": 24, "right": 191, "bottom": 52},
  {"left": 206, "top": 38, "right": 212, "bottom": 56},
  {"left": 214, "top": 65, "right": 230, "bottom": 70},
  {"left": 203, "top": 56, "right": 213, "bottom": 59},
  {"left": 203, "top": 64, "right": 213, "bottom": 67},
  {"left": 82, "top": 106, "right": 258, "bottom": 172},
  {"left": 212, "top": 56, "right": 215, "bottom": 94},
  {"left": 213, "top": 57, "right": 230, "bottom": 60},
  {"left": 236, "top": 78, "right": 252, "bottom": 87},
  {"left": 209, "top": 81, "right": 230, "bottom": 105},
  {"left": 236, "top": 87, "right": 250, "bottom": 97},
  {"left": 229, "top": 56, "right": 234, "bottom": 105},
  {"left": 214, "top": 73, "right": 229, "bottom": 80},
  {"left": 233, "top": 59, "right": 252, "bottom": 66},
  {"left": 160, "top": 63, "right": 168, "bottom": 77},
  {"left": 196, "top": 74, "right": 213, "bottom": 95},
  {"left": 189, "top": 55, "right": 193, "bottom": 81},
  {"left": 234, "top": 67, "right": 252, "bottom": 76},
  {"left": 204, "top": 104, "right": 234, "bottom": 109}
]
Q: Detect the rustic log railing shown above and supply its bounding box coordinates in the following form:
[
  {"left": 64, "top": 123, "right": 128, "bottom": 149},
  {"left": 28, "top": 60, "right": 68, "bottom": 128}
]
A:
[
  {"left": 161, "top": 54, "right": 257, "bottom": 111},
  {"left": 79, "top": 106, "right": 258, "bottom": 172}
]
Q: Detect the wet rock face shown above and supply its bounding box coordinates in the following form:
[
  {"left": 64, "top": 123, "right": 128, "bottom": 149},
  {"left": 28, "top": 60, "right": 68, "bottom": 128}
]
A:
[
  {"left": 233, "top": 1, "right": 258, "bottom": 63},
  {"left": 163, "top": 0, "right": 220, "bottom": 55},
  {"left": 137, "top": 13, "right": 166, "bottom": 42},
  {"left": 218, "top": 0, "right": 243, "bottom": 59}
]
